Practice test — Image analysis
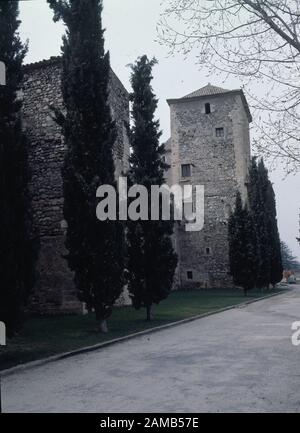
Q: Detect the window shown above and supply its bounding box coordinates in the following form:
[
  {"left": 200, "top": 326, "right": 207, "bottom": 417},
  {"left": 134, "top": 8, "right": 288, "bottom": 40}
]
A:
[
  {"left": 187, "top": 271, "right": 193, "bottom": 280},
  {"left": 206, "top": 247, "right": 211, "bottom": 255},
  {"left": 216, "top": 127, "right": 224, "bottom": 138},
  {"left": 181, "top": 164, "right": 191, "bottom": 178},
  {"left": 205, "top": 103, "right": 211, "bottom": 114},
  {"left": 224, "top": 204, "right": 232, "bottom": 219}
]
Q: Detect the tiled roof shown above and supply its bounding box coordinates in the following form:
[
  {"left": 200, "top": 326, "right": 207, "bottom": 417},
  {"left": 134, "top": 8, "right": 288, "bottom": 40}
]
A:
[
  {"left": 167, "top": 83, "right": 252, "bottom": 122},
  {"left": 182, "top": 83, "right": 231, "bottom": 99}
]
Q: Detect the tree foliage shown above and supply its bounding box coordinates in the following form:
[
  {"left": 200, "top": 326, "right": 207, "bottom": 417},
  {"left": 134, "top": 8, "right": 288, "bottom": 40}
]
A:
[
  {"left": 263, "top": 163, "right": 283, "bottom": 285},
  {"left": 47, "top": 0, "right": 124, "bottom": 331},
  {"left": 247, "top": 157, "right": 283, "bottom": 287},
  {"left": 127, "top": 55, "right": 177, "bottom": 320},
  {"left": 160, "top": 0, "right": 300, "bottom": 173},
  {"left": 248, "top": 157, "right": 272, "bottom": 288},
  {"left": 0, "top": 1, "right": 38, "bottom": 335},
  {"left": 228, "top": 192, "right": 257, "bottom": 294},
  {"left": 229, "top": 157, "right": 283, "bottom": 291}
]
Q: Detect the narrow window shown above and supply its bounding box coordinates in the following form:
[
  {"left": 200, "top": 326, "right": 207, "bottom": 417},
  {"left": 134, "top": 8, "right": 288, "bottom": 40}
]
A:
[
  {"left": 205, "top": 103, "right": 211, "bottom": 114},
  {"left": 206, "top": 247, "right": 211, "bottom": 255},
  {"left": 187, "top": 271, "right": 193, "bottom": 280},
  {"left": 181, "top": 164, "right": 191, "bottom": 178},
  {"left": 224, "top": 203, "right": 232, "bottom": 219},
  {"left": 216, "top": 127, "right": 224, "bottom": 138}
]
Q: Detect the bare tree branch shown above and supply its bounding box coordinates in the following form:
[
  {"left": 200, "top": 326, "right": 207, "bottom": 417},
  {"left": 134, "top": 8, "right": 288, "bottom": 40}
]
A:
[{"left": 159, "top": 0, "right": 300, "bottom": 174}]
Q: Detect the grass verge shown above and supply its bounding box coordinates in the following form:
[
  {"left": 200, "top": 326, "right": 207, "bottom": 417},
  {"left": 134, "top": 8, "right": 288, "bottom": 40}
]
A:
[{"left": 0, "top": 287, "right": 284, "bottom": 371}]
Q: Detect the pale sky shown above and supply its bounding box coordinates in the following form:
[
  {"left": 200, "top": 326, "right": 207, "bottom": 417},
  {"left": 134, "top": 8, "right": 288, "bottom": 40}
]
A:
[{"left": 18, "top": 0, "right": 300, "bottom": 260}]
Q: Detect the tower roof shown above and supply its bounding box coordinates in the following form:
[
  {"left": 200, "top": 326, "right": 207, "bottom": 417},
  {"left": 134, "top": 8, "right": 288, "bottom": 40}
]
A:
[
  {"left": 182, "top": 83, "right": 231, "bottom": 99},
  {"left": 167, "top": 83, "right": 252, "bottom": 122}
]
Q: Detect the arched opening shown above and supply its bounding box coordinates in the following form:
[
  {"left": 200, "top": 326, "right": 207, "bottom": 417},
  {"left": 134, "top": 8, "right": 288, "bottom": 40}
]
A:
[
  {"left": 187, "top": 271, "right": 193, "bottom": 280},
  {"left": 205, "top": 102, "right": 211, "bottom": 114}
]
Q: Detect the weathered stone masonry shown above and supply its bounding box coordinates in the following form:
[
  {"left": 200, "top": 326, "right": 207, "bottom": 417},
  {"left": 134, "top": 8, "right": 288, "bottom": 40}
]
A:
[
  {"left": 165, "top": 85, "right": 252, "bottom": 289},
  {"left": 22, "top": 57, "right": 130, "bottom": 314},
  {"left": 21, "top": 58, "right": 251, "bottom": 313}
]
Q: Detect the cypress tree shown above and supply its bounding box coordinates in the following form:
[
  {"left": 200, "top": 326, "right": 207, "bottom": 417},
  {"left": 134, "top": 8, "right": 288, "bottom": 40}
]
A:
[
  {"left": 127, "top": 56, "right": 177, "bottom": 320},
  {"left": 228, "top": 192, "right": 257, "bottom": 295},
  {"left": 258, "top": 160, "right": 282, "bottom": 287},
  {"left": 247, "top": 157, "right": 271, "bottom": 288},
  {"left": 47, "top": 0, "right": 124, "bottom": 332},
  {"left": 0, "top": 2, "right": 37, "bottom": 335},
  {"left": 246, "top": 157, "right": 282, "bottom": 289}
]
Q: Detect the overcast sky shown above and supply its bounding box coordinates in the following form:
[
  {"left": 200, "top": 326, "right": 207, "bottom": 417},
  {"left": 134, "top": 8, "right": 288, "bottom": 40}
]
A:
[{"left": 18, "top": 0, "right": 300, "bottom": 260}]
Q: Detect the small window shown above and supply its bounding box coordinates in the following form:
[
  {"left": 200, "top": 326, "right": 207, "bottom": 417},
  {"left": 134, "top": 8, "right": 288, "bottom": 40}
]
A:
[
  {"left": 205, "top": 103, "right": 211, "bottom": 114},
  {"left": 216, "top": 127, "right": 224, "bottom": 138},
  {"left": 224, "top": 203, "right": 232, "bottom": 219},
  {"left": 181, "top": 164, "right": 191, "bottom": 178},
  {"left": 187, "top": 271, "right": 193, "bottom": 280},
  {"left": 206, "top": 247, "right": 211, "bottom": 255}
]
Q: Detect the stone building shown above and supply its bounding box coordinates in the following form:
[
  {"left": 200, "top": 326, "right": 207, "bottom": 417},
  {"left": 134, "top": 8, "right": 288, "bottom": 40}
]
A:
[
  {"left": 165, "top": 84, "right": 252, "bottom": 289},
  {"left": 21, "top": 57, "right": 252, "bottom": 313},
  {"left": 21, "top": 57, "right": 130, "bottom": 314}
]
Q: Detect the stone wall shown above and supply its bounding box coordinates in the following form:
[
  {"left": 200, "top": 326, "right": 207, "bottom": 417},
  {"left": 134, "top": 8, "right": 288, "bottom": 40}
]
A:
[
  {"left": 166, "top": 91, "right": 251, "bottom": 289},
  {"left": 22, "top": 57, "right": 130, "bottom": 314}
]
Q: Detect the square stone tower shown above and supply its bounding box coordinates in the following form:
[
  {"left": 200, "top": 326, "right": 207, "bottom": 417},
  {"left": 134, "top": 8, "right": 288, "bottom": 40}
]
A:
[{"left": 166, "top": 84, "right": 252, "bottom": 289}]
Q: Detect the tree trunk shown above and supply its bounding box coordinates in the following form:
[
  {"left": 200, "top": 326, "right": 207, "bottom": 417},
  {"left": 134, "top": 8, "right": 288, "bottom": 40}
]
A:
[
  {"left": 146, "top": 305, "right": 152, "bottom": 321},
  {"left": 97, "top": 319, "right": 108, "bottom": 333}
]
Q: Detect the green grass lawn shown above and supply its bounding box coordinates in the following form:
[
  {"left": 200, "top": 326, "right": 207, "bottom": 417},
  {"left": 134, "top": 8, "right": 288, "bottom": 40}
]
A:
[{"left": 0, "top": 287, "right": 284, "bottom": 371}]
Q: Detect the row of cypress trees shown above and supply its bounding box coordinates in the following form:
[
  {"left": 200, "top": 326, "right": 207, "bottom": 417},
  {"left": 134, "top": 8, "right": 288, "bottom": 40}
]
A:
[
  {"left": 1, "top": 0, "right": 283, "bottom": 335},
  {"left": 0, "top": 0, "right": 176, "bottom": 335},
  {"left": 47, "top": 0, "right": 177, "bottom": 331},
  {"left": 228, "top": 158, "right": 283, "bottom": 294}
]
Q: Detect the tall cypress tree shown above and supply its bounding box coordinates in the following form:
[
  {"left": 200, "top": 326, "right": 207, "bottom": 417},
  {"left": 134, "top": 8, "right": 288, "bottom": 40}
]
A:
[
  {"left": 247, "top": 157, "right": 271, "bottom": 288},
  {"left": 127, "top": 56, "right": 177, "bottom": 320},
  {"left": 47, "top": 0, "right": 124, "bottom": 332},
  {"left": 258, "top": 160, "right": 282, "bottom": 286},
  {"left": 228, "top": 192, "right": 257, "bottom": 295},
  {"left": 246, "top": 157, "right": 282, "bottom": 289},
  {"left": 0, "top": 2, "right": 37, "bottom": 335}
]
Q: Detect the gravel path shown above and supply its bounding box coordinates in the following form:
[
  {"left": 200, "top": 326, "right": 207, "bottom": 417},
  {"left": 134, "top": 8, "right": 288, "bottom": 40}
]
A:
[{"left": 3, "top": 286, "right": 300, "bottom": 413}]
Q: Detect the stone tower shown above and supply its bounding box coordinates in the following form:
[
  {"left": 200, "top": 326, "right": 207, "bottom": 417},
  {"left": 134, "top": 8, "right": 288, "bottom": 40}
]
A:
[
  {"left": 21, "top": 57, "right": 130, "bottom": 314},
  {"left": 165, "top": 84, "right": 252, "bottom": 289}
]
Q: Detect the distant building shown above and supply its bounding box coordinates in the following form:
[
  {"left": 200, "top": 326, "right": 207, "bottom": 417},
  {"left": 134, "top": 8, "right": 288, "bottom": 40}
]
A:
[{"left": 165, "top": 84, "right": 252, "bottom": 288}]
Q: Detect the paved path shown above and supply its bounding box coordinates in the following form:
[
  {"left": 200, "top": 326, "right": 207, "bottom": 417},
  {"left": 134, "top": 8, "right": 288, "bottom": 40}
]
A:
[{"left": 2, "top": 287, "right": 300, "bottom": 413}]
